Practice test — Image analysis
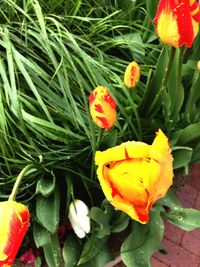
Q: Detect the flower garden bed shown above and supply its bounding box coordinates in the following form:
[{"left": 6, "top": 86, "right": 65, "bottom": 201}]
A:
[{"left": 1, "top": 0, "right": 200, "bottom": 266}]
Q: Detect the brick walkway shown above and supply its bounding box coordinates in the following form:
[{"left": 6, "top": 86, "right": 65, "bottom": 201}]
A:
[{"left": 105, "top": 164, "right": 200, "bottom": 267}]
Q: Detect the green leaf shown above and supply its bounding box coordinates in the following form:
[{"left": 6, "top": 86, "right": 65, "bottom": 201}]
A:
[
  {"left": 111, "top": 211, "right": 130, "bottom": 233},
  {"left": 78, "top": 235, "right": 109, "bottom": 265},
  {"left": 140, "top": 46, "right": 169, "bottom": 116},
  {"left": 43, "top": 233, "right": 63, "bottom": 267},
  {"left": 36, "top": 174, "right": 56, "bottom": 197},
  {"left": 166, "top": 208, "right": 200, "bottom": 231},
  {"left": 33, "top": 222, "right": 50, "bottom": 247},
  {"left": 36, "top": 185, "right": 60, "bottom": 233},
  {"left": 79, "top": 246, "right": 113, "bottom": 267},
  {"left": 177, "top": 123, "right": 200, "bottom": 145},
  {"left": 33, "top": 222, "right": 62, "bottom": 267},
  {"left": 121, "top": 208, "right": 164, "bottom": 267},
  {"left": 63, "top": 233, "right": 82, "bottom": 267},
  {"left": 156, "top": 189, "right": 182, "bottom": 210},
  {"left": 146, "top": 0, "right": 159, "bottom": 19},
  {"left": 34, "top": 256, "right": 42, "bottom": 267},
  {"left": 167, "top": 49, "right": 184, "bottom": 123},
  {"left": 89, "top": 204, "right": 113, "bottom": 238},
  {"left": 102, "top": 130, "right": 118, "bottom": 148},
  {"left": 172, "top": 146, "right": 193, "bottom": 169},
  {"left": 184, "top": 74, "right": 200, "bottom": 123}
]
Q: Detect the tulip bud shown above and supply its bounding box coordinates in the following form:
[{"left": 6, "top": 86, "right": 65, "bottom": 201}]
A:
[
  {"left": 124, "top": 61, "right": 140, "bottom": 89},
  {"left": 89, "top": 86, "right": 117, "bottom": 130},
  {"left": 0, "top": 201, "right": 30, "bottom": 266},
  {"left": 68, "top": 199, "right": 91, "bottom": 238}
]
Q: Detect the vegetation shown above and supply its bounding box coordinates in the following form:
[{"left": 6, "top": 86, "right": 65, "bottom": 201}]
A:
[{"left": 0, "top": 0, "right": 200, "bottom": 266}]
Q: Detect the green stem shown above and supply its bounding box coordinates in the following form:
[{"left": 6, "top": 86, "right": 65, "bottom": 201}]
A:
[
  {"left": 96, "top": 128, "right": 104, "bottom": 150},
  {"left": 9, "top": 164, "right": 33, "bottom": 201},
  {"left": 90, "top": 128, "right": 104, "bottom": 180},
  {"left": 162, "top": 47, "right": 177, "bottom": 86}
]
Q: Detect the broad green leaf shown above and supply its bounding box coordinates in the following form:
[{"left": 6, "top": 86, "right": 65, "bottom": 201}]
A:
[
  {"left": 111, "top": 211, "right": 130, "bottom": 233},
  {"left": 172, "top": 146, "right": 193, "bottom": 169},
  {"left": 166, "top": 208, "right": 200, "bottom": 230},
  {"left": 78, "top": 235, "right": 108, "bottom": 265},
  {"left": 121, "top": 208, "right": 164, "bottom": 267},
  {"left": 89, "top": 204, "right": 113, "bottom": 238},
  {"left": 63, "top": 233, "right": 82, "bottom": 267},
  {"left": 33, "top": 223, "right": 62, "bottom": 267},
  {"left": 43, "top": 233, "right": 62, "bottom": 267},
  {"left": 33, "top": 222, "right": 50, "bottom": 247},
  {"left": 36, "top": 185, "right": 60, "bottom": 233},
  {"left": 36, "top": 174, "right": 56, "bottom": 197},
  {"left": 79, "top": 246, "right": 113, "bottom": 267},
  {"left": 156, "top": 189, "right": 182, "bottom": 210},
  {"left": 177, "top": 123, "right": 200, "bottom": 145}
]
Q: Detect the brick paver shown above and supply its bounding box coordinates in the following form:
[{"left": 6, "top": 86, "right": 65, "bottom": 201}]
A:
[{"left": 106, "top": 164, "right": 200, "bottom": 267}]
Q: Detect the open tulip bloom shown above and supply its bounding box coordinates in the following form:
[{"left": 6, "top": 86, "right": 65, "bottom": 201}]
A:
[
  {"left": 95, "top": 129, "right": 173, "bottom": 224},
  {"left": 154, "top": 0, "right": 200, "bottom": 48},
  {"left": 0, "top": 201, "right": 30, "bottom": 266},
  {"left": 89, "top": 86, "right": 117, "bottom": 131}
]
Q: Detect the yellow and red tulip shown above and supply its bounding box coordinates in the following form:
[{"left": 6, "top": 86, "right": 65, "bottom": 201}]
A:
[
  {"left": 0, "top": 201, "right": 30, "bottom": 267},
  {"left": 124, "top": 61, "right": 141, "bottom": 89},
  {"left": 95, "top": 129, "right": 173, "bottom": 224},
  {"left": 89, "top": 86, "right": 117, "bottom": 131},
  {"left": 153, "top": 0, "right": 200, "bottom": 48}
]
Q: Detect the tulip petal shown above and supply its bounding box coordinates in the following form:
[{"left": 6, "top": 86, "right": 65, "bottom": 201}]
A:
[{"left": 95, "top": 141, "right": 150, "bottom": 166}]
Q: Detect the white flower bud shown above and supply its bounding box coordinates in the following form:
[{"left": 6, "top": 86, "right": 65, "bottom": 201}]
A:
[{"left": 68, "top": 199, "right": 91, "bottom": 238}]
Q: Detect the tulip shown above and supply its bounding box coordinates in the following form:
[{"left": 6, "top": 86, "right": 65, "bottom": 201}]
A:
[
  {"left": 153, "top": 0, "right": 200, "bottom": 48},
  {"left": 89, "top": 86, "right": 117, "bottom": 131},
  {"left": 95, "top": 129, "right": 173, "bottom": 224},
  {"left": 0, "top": 201, "right": 30, "bottom": 267},
  {"left": 124, "top": 61, "right": 140, "bottom": 89},
  {"left": 68, "top": 199, "right": 91, "bottom": 238}
]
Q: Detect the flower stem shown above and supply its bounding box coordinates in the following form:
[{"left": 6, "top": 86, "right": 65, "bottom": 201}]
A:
[
  {"left": 9, "top": 164, "right": 33, "bottom": 201},
  {"left": 96, "top": 128, "right": 104, "bottom": 150},
  {"left": 162, "top": 46, "right": 176, "bottom": 86}
]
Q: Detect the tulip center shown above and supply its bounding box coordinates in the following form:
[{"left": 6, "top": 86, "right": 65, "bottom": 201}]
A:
[{"left": 107, "top": 159, "right": 149, "bottom": 205}]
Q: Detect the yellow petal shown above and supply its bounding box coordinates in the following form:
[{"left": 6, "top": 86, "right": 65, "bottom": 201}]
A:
[
  {"left": 156, "top": 7, "right": 180, "bottom": 48},
  {"left": 95, "top": 141, "right": 150, "bottom": 166}
]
